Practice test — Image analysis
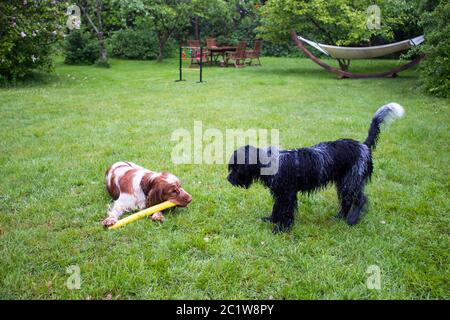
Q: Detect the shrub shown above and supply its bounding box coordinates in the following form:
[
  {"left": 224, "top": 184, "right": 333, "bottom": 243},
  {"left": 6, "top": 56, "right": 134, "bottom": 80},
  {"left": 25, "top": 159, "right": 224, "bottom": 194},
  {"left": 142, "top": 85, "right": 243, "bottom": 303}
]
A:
[
  {"left": 0, "top": 0, "right": 65, "bottom": 81},
  {"left": 63, "top": 29, "right": 99, "bottom": 65},
  {"left": 95, "top": 60, "right": 111, "bottom": 68},
  {"left": 261, "top": 42, "right": 301, "bottom": 57},
  {"left": 419, "top": 1, "right": 450, "bottom": 98},
  {"left": 108, "top": 28, "right": 173, "bottom": 60}
]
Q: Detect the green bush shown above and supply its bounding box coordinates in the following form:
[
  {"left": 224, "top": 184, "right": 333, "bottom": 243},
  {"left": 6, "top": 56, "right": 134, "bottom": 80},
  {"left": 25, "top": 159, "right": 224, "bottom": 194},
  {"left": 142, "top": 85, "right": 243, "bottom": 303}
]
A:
[
  {"left": 419, "top": 1, "right": 450, "bottom": 98},
  {"left": 108, "top": 28, "right": 173, "bottom": 60},
  {"left": 0, "top": 1, "right": 65, "bottom": 81},
  {"left": 63, "top": 29, "right": 99, "bottom": 65},
  {"left": 261, "top": 42, "right": 301, "bottom": 57}
]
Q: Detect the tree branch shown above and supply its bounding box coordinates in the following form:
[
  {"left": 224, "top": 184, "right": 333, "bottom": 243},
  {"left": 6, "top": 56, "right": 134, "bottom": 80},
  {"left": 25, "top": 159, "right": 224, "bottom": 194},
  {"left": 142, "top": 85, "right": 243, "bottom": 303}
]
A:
[
  {"left": 77, "top": 2, "right": 99, "bottom": 34},
  {"left": 307, "top": 16, "right": 336, "bottom": 45},
  {"left": 96, "top": 0, "right": 103, "bottom": 33}
]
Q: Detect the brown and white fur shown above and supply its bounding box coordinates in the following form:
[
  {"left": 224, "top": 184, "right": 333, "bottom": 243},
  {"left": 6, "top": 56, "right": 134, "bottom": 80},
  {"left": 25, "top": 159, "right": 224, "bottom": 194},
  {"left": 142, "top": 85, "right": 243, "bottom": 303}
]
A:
[{"left": 102, "top": 161, "right": 192, "bottom": 227}]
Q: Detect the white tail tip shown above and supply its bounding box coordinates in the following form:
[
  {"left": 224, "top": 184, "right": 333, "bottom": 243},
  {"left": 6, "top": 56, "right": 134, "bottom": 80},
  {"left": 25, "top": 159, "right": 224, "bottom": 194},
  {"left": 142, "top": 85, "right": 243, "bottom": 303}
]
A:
[
  {"left": 385, "top": 102, "right": 405, "bottom": 118},
  {"left": 374, "top": 102, "right": 405, "bottom": 123}
]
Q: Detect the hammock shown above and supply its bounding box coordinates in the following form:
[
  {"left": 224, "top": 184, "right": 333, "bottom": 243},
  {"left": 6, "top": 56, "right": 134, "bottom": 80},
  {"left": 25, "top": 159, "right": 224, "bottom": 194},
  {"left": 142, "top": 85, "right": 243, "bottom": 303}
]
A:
[
  {"left": 291, "top": 31, "right": 425, "bottom": 79},
  {"left": 298, "top": 35, "right": 424, "bottom": 60}
]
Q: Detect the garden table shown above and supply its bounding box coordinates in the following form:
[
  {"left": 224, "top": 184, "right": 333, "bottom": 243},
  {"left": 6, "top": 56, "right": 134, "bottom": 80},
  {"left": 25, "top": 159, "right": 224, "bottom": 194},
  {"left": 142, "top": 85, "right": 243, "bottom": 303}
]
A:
[{"left": 207, "top": 46, "right": 236, "bottom": 66}]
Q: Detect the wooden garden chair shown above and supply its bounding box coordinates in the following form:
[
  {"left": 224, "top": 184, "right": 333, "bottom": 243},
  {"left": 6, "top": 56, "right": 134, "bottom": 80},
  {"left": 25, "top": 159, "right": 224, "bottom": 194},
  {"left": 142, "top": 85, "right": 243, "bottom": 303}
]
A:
[
  {"left": 225, "top": 41, "right": 247, "bottom": 68},
  {"left": 206, "top": 38, "right": 220, "bottom": 62},
  {"left": 188, "top": 39, "right": 207, "bottom": 67},
  {"left": 246, "top": 39, "right": 263, "bottom": 66}
]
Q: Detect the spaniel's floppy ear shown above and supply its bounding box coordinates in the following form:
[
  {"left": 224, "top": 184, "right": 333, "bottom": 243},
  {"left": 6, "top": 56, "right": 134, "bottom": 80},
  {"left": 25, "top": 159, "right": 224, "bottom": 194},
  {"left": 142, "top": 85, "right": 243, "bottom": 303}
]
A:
[
  {"left": 141, "top": 173, "right": 163, "bottom": 207},
  {"left": 146, "top": 188, "right": 163, "bottom": 207},
  {"left": 140, "top": 173, "right": 155, "bottom": 196}
]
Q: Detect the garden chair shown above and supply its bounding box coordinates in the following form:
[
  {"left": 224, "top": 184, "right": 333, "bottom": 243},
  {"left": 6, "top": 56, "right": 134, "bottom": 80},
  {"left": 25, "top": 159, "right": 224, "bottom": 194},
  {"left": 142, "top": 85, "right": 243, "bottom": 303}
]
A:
[
  {"left": 206, "top": 38, "right": 220, "bottom": 62},
  {"left": 246, "top": 39, "right": 263, "bottom": 66},
  {"left": 188, "top": 39, "right": 207, "bottom": 68},
  {"left": 225, "top": 41, "right": 247, "bottom": 68}
]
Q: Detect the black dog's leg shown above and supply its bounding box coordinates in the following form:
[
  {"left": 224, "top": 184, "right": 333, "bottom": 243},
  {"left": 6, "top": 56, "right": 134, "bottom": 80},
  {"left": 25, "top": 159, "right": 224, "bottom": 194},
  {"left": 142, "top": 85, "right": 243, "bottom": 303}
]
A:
[
  {"left": 336, "top": 178, "right": 355, "bottom": 219},
  {"left": 271, "top": 192, "right": 297, "bottom": 233},
  {"left": 336, "top": 184, "right": 353, "bottom": 219},
  {"left": 346, "top": 191, "right": 367, "bottom": 225},
  {"left": 338, "top": 202, "right": 352, "bottom": 218}
]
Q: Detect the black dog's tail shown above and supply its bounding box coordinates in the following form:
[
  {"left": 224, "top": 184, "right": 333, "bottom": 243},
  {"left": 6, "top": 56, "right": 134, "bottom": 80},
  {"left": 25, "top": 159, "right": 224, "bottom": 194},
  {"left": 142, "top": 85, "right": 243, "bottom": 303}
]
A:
[{"left": 364, "top": 103, "right": 405, "bottom": 150}]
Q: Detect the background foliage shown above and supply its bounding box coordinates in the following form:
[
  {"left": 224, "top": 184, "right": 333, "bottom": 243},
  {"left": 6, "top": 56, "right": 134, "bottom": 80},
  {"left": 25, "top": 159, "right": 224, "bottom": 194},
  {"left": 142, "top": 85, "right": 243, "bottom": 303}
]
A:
[
  {"left": 257, "top": 0, "right": 424, "bottom": 46},
  {"left": 0, "top": 0, "right": 66, "bottom": 81},
  {"left": 63, "top": 29, "right": 99, "bottom": 65},
  {"left": 108, "top": 28, "right": 162, "bottom": 60},
  {"left": 0, "top": 0, "right": 447, "bottom": 97},
  {"left": 418, "top": 0, "right": 450, "bottom": 98}
]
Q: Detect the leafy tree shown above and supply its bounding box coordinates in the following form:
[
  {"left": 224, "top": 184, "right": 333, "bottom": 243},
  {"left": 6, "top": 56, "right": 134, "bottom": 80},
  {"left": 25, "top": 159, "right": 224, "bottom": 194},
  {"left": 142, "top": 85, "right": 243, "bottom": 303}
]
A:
[
  {"left": 0, "top": 0, "right": 66, "bottom": 81},
  {"left": 144, "top": 0, "right": 193, "bottom": 62},
  {"left": 111, "top": 0, "right": 230, "bottom": 62},
  {"left": 189, "top": 1, "right": 294, "bottom": 57},
  {"left": 99, "top": 0, "right": 131, "bottom": 32},
  {"left": 418, "top": 0, "right": 449, "bottom": 97},
  {"left": 258, "top": 0, "right": 427, "bottom": 68},
  {"left": 109, "top": 0, "right": 191, "bottom": 62},
  {"left": 76, "top": 0, "right": 109, "bottom": 66},
  {"left": 104, "top": 0, "right": 148, "bottom": 30},
  {"left": 189, "top": 0, "right": 231, "bottom": 41},
  {"left": 198, "top": 0, "right": 260, "bottom": 44},
  {"left": 381, "top": 0, "right": 422, "bottom": 42}
]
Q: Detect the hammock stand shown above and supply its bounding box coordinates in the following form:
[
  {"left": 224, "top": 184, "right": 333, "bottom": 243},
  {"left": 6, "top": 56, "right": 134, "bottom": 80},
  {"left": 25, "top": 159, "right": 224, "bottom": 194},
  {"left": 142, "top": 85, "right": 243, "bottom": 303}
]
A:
[{"left": 290, "top": 31, "right": 425, "bottom": 79}]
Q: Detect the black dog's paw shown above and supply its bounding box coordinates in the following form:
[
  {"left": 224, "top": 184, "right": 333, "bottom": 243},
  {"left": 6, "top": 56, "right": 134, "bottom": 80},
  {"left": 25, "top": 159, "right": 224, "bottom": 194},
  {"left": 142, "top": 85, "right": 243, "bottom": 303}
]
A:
[
  {"left": 272, "top": 221, "right": 293, "bottom": 234},
  {"left": 261, "top": 216, "right": 274, "bottom": 223}
]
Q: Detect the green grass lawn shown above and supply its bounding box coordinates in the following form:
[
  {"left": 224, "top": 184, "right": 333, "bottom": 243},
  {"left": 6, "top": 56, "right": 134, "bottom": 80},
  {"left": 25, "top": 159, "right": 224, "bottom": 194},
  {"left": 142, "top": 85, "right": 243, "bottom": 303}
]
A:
[{"left": 0, "top": 57, "right": 448, "bottom": 299}]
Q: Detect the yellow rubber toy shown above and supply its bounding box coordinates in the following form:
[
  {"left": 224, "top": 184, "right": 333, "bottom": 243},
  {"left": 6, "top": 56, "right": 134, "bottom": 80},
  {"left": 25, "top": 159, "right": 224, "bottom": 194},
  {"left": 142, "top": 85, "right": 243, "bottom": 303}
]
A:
[{"left": 108, "top": 201, "right": 176, "bottom": 230}]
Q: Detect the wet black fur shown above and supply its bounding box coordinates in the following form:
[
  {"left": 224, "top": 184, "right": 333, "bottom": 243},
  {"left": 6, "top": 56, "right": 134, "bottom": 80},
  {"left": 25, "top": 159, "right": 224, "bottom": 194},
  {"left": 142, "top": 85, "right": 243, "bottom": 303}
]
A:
[{"left": 227, "top": 105, "right": 401, "bottom": 233}]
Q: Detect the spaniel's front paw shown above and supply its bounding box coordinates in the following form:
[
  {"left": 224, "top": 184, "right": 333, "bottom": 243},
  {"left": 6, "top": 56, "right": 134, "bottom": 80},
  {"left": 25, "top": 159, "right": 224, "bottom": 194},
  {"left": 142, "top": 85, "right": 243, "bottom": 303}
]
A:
[
  {"left": 150, "top": 212, "right": 165, "bottom": 222},
  {"left": 102, "top": 216, "right": 118, "bottom": 227}
]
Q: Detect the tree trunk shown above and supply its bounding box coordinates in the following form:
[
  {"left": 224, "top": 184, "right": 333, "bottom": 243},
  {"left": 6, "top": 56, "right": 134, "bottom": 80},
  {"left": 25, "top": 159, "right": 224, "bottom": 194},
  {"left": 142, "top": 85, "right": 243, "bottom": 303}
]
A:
[
  {"left": 158, "top": 43, "right": 164, "bottom": 62},
  {"left": 157, "top": 37, "right": 167, "bottom": 62},
  {"left": 194, "top": 17, "right": 200, "bottom": 40},
  {"left": 157, "top": 34, "right": 170, "bottom": 62},
  {"left": 98, "top": 31, "right": 107, "bottom": 62},
  {"left": 78, "top": 1, "right": 108, "bottom": 65},
  {"left": 95, "top": 0, "right": 108, "bottom": 64},
  {"left": 338, "top": 59, "right": 350, "bottom": 71}
]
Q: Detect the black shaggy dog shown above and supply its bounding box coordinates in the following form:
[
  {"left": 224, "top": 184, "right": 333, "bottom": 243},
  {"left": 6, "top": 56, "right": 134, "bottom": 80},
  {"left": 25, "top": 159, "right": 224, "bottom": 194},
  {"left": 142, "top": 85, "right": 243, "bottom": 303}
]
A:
[{"left": 227, "top": 103, "right": 405, "bottom": 233}]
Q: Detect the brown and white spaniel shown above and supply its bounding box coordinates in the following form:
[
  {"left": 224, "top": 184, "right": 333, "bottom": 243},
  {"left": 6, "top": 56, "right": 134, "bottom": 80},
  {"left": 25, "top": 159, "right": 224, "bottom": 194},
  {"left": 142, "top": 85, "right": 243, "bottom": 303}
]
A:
[{"left": 102, "top": 161, "right": 192, "bottom": 227}]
